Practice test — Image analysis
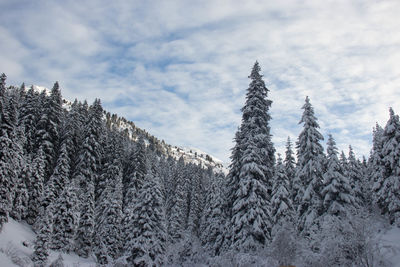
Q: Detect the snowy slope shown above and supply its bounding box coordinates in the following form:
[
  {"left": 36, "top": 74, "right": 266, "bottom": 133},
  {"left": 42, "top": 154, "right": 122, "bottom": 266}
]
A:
[
  {"left": 0, "top": 218, "right": 96, "bottom": 267},
  {"left": 169, "top": 145, "right": 226, "bottom": 174}
]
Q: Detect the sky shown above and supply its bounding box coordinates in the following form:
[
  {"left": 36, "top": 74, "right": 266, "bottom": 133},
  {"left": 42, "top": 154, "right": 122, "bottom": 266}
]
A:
[{"left": 1, "top": 0, "right": 400, "bottom": 164}]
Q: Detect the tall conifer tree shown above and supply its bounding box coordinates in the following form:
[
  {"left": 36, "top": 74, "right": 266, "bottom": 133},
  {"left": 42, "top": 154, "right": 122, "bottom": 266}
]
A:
[
  {"left": 376, "top": 108, "right": 400, "bottom": 225},
  {"left": 271, "top": 155, "right": 294, "bottom": 232},
  {"left": 295, "top": 96, "right": 325, "bottom": 232},
  {"left": 321, "top": 135, "right": 355, "bottom": 217},
  {"left": 126, "top": 172, "right": 167, "bottom": 266},
  {"left": 229, "top": 62, "right": 275, "bottom": 251},
  {"left": 74, "top": 99, "right": 104, "bottom": 257}
]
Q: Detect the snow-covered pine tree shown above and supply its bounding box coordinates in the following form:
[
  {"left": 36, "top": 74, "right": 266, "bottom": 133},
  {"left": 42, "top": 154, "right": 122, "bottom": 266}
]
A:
[
  {"left": 360, "top": 156, "right": 371, "bottom": 205},
  {"left": 295, "top": 96, "right": 325, "bottom": 232},
  {"left": 95, "top": 157, "right": 124, "bottom": 264},
  {"left": 0, "top": 75, "right": 18, "bottom": 230},
  {"left": 125, "top": 172, "right": 167, "bottom": 266},
  {"left": 347, "top": 145, "right": 364, "bottom": 206},
  {"left": 370, "top": 123, "right": 385, "bottom": 208},
  {"left": 284, "top": 137, "right": 296, "bottom": 205},
  {"left": 0, "top": 73, "right": 7, "bottom": 124},
  {"left": 122, "top": 143, "right": 136, "bottom": 207},
  {"left": 161, "top": 155, "right": 176, "bottom": 218},
  {"left": 18, "top": 86, "right": 40, "bottom": 155},
  {"left": 376, "top": 108, "right": 400, "bottom": 225},
  {"left": 32, "top": 209, "right": 52, "bottom": 267},
  {"left": 167, "top": 156, "right": 189, "bottom": 242},
  {"left": 75, "top": 181, "right": 95, "bottom": 257},
  {"left": 187, "top": 164, "right": 203, "bottom": 236},
  {"left": 10, "top": 165, "right": 29, "bottom": 221},
  {"left": 123, "top": 136, "right": 147, "bottom": 209},
  {"left": 10, "top": 111, "right": 28, "bottom": 222},
  {"left": 200, "top": 172, "right": 225, "bottom": 256},
  {"left": 42, "top": 143, "right": 70, "bottom": 218},
  {"left": 134, "top": 136, "right": 147, "bottom": 187},
  {"left": 74, "top": 99, "right": 104, "bottom": 257},
  {"left": 321, "top": 135, "right": 355, "bottom": 217},
  {"left": 34, "top": 82, "right": 63, "bottom": 180},
  {"left": 270, "top": 155, "right": 294, "bottom": 234},
  {"left": 62, "top": 99, "right": 84, "bottom": 177},
  {"left": 27, "top": 146, "right": 46, "bottom": 225},
  {"left": 230, "top": 62, "right": 275, "bottom": 251},
  {"left": 339, "top": 151, "right": 347, "bottom": 170},
  {"left": 51, "top": 179, "right": 78, "bottom": 252},
  {"left": 221, "top": 129, "right": 242, "bottom": 250}
]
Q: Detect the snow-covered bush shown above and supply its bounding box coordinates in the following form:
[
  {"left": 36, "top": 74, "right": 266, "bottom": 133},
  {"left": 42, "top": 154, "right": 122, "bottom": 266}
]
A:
[
  {"left": 269, "top": 222, "right": 298, "bottom": 266},
  {"left": 300, "top": 211, "right": 392, "bottom": 267}
]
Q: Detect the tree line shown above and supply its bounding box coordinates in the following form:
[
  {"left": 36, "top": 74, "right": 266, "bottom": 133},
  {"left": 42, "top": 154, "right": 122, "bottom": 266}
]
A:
[{"left": 0, "top": 63, "right": 399, "bottom": 266}]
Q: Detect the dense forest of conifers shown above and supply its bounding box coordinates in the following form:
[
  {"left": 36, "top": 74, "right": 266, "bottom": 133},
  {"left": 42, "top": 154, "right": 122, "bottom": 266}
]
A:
[{"left": 0, "top": 62, "right": 399, "bottom": 266}]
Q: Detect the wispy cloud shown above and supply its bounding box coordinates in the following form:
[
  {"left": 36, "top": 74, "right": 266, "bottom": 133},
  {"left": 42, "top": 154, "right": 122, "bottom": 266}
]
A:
[{"left": 1, "top": 0, "right": 400, "bottom": 163}]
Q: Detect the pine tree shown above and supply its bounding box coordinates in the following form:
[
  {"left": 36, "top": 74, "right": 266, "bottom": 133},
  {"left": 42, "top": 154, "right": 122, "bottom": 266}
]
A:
[
  {"left": 18, "top": 86, "right": 40, "bottom": 154},
  {"left": 52, "top": 180, "right": 78, "bottom": 252},
  {"left": 370, "top": 123, "right": 385, "bottom": 207},
  {"left": 321, "top": 135, "right": 355, "bottom": 217},
  {"left": 222, "top": 129, "right": 242, "bottom": 250},
  {"left": 339, "top": 151, "right": 347, "bottom": 170},
  {"left": 95, "top": 158, "right": 124, "bottom": 264},
  {"left": 284, "top": 137, "right": 296, "bottom": 205},
  {"left": 0, "top": 73, "right": 7, "bottom": 121},
  {"left": 61, "top": 100, "right": 84, "bottom": 178},
  {"left": 75, "top": 182, "right": 95, "bottom": 257},
  {"left": 270, "top": 155, "right": 294, "bottom": 233},
  {"left": 295, "top": 96, "right": 325, "bottom": 232},
  {"left": 161, "top": 156, "right": 175, "bottom": 219},
  {"left": 10, "top": 167, "right": 29, "bottom": 221},
  {"left": 133, "top": 136, "right": 147, "bottom": 189},
  {"left": 230, "top": 62, "right": 274, "bottom": 251},
  {"left": 347, "top": 145, "right": 364, "bottom": 206},
  {"left": 376, "top": 108, "right": 400, "bottom": 225},
  {"left": 35, "top": 82, "right": 63, "bottom": 179},
  {"left": 200, "top": 172, "right": 225, "bottom": 256},
  {"left": 27, "top": 147, "right": 46, "bottom": 225},
  {"left": 167, "top": 156, "right": 189, "bottom": 242},
  {"left": 0, "top": 76, "right": 20, "bottom": 230},
  {"left": 42, "top": 143, "right": 70, "bottom": 217},
  {"left": 0, "top": 130, "right": 15, "bottom": 231},
  {"left": 32, "top": 210, "right": 52, "bottom": 267},
  {"left": 125, "top": 172, "right": 167, "bottom": 266},
  {"left": 74, "top": 99, "right": 104, "bottom": 257},
  {"left": 187, "top": 165, "right": 203, "bottom": 236},
  {"left": 123, "top": 136, "right": 147, "bottom": 209}
]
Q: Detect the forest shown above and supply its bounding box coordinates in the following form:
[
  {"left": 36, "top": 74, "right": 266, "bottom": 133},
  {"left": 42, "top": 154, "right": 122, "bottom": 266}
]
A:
[{"left": 0, "top": 62, "right": 399, "bottom": 266}]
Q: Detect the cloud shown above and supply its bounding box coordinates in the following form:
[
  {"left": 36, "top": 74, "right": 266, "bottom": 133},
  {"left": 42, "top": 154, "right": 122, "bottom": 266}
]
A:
[{"left": 1, "top": 0, "right": 400, "bottom": 163}]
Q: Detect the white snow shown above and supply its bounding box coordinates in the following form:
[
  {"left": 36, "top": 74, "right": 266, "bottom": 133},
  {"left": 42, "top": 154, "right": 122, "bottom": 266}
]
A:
[
  {"left": 32, "top": 85, "right": 51, "bottom": 96},
  {"left": 381, "top": 226, "right": 400, "bottom": 266},
  {"left": 170, "top": 145, "right": 227, "bottom": 174},
  {"left": 0, "top": 218, "right": 96, "bottom": 267}
]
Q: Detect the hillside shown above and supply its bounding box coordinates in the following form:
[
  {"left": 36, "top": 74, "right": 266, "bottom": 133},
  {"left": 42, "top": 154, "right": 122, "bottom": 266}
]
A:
[{"left": 32, "top": 85, "right": 225, "bottom": 173}]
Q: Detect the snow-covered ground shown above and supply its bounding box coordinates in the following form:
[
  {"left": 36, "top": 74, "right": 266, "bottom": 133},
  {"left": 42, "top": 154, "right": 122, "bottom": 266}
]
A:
[
  {"left": 0, "top": 218, "right": 96, "bottom": 267},
  {"left": 381, "top": 226, "right": 400, "bottom": 266},
  {"left": 1, "top": 217, "right": 399, "bottom": 267}
]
